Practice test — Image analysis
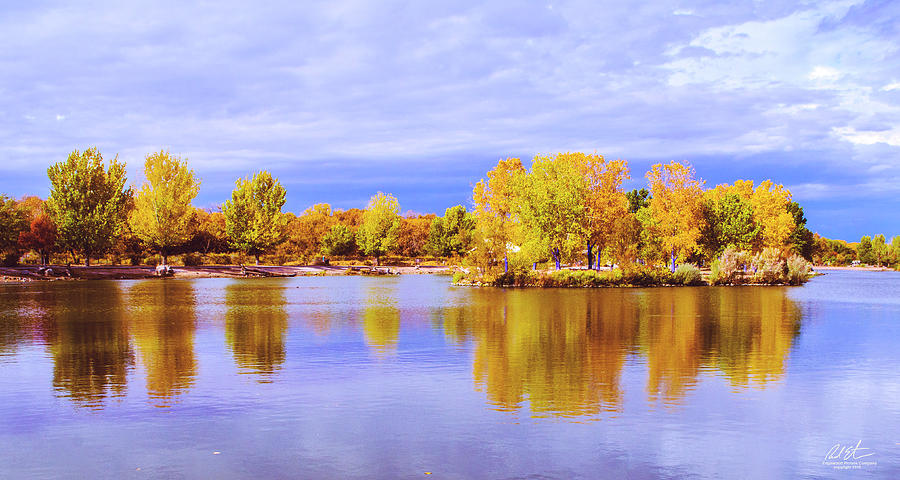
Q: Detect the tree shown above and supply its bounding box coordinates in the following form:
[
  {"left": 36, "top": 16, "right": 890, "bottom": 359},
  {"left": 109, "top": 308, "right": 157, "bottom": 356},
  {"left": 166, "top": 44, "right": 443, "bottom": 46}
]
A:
[
  {"left": 786, "top": 201, "right": 814, "bottom": 260},
  {"left": 0, "top": 196, "right": 27, "bottom": 263},
  {"left": 356, "top": 192, "right": 401, "bottom": 265},
  {"left": 626, "top": 188, "right": 650, "bottom": 214},
  {"left": 473, "top": 157, "right": 525, "bottom": 272},
  {"left": 699, "top": 192, "right": 759, "bottom": 260},
  {"left": 285, "top": 203, "right": 336, "bottom": 259},
  {"left": 321, "top": 224, "right": 357, "bottom": 256},
  {"left": 427, "top": 205, "right": 476, "bottom": 257},
  {"left": 129, "top": 151, "right": 201, "bottom": 265},
  {"left": 46, "top": 147, "right": 133, "bottom": 266},
  {"left": 18, "top": 212, "right": 57, "bottom": 265},
  {"left": 223, "top": 171, "right": 287, "bottom": 265},
  {"left": 646, "top": 161, "right": 705, "bottom": 271},
  {"left": 189, "top": 208, "right": 228, "bottom": 254},
  {"left": 396, "top": 214, "right": 433, "bottom": 257},
  {"left": 857, "top": 236, "right": 873, "bottom": 264},
  {"left": 574, "top": 153, "right": 630, "bottom": 269},
  {"left": 871, "top": 234, "right": 888, "bottom": 266},
  {"left": 748, "top": 180, "right": 796, "bottom": 252},
  {"left": 516, "top": 153, "right": 588, "bottom": 270}
]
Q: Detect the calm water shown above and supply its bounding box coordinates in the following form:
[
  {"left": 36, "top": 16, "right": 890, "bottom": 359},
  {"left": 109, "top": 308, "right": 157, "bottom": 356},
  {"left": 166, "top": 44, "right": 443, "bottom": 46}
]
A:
[{"left": 0, "top": 271, "right": 898, "bottom": 479}]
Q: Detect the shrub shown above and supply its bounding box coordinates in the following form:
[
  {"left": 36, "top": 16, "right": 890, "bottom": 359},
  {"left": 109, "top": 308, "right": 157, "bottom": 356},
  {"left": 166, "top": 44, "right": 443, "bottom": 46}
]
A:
[
  {"left": 751, "top": 247, "right": 786, "bottom": 284},
  {"left": 208, "top": 253, "right": 232, "bottom": 265},
  {"left": 182, "top": 253, "right": 202, "bottom": 267},
  {"left": 620, "top": 264, "right": 674, "bottom": 286},
  {"left": 143, "top": 254, "right": 162, "bottom": 266},
  {"left": 786, "top": 254, "right": 812, "bottom": 285},
  {"left": 452, "top": 271, "right": 465, "bottom": 284},
  {"left": 1, "top": 252, "right": 19, "bottom": 267},
  {"left": 715, "top": 247, "right": 752, "bottom": 285},
  {"left": 673, "top": 263, "right": 703, "bottom": 286}
]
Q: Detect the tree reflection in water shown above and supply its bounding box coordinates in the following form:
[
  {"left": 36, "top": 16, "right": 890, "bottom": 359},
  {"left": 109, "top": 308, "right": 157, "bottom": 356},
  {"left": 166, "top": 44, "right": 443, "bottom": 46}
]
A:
[
  {"left": 225, "top": 280, "right": 288, "bottom": 382},
  {"left": 127, "top": 280, "right": 198, "bottom": 407},
  {"left": 439, "top": 286, "right": 802, "bottom": 417},
  {"left": 48, "top": 282, "right": 134, "bottom": 408},
  {"left": 361, "top": 280, "right": 400, "bottom": 358}
]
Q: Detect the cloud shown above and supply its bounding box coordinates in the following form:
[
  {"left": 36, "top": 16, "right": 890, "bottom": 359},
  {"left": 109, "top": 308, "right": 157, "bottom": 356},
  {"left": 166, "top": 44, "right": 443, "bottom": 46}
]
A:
[{"left": 0, "top": 0, "right": 897, "bottom": 240}]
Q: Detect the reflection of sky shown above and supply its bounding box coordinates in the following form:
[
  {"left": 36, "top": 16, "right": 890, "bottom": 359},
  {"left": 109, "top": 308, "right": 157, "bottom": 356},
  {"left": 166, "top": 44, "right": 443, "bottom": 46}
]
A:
[
  {"left": 0, "top": 272, "right": 898, "bottom": 478},
  {"left": 2, "top": 1, "right": 899, "bottom": 239}
]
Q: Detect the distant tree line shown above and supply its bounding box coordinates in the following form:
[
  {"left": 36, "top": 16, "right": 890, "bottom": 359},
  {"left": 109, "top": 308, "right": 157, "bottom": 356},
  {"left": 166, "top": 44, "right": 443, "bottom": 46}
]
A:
[
  {"left": 0, "top": 147, "right": 477, "bottom": 267},
  {"left": 0, "top": 147, "right": 896, "bottom": 269}
]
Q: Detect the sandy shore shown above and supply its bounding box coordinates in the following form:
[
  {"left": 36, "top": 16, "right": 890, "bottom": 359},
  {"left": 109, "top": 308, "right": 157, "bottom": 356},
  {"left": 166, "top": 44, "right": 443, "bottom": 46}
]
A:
[
  {"left": 0, "top": 264, "right": 453, "bottom": 283},
  {"left": 813, "top": 265, "right": 895, "bottom": 272}
]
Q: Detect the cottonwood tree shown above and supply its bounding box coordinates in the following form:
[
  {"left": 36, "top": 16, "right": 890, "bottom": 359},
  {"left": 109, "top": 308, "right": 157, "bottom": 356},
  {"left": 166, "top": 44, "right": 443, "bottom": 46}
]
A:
[
  {"left": 516, "top": 153, "right": 588, "bottom": 270},
  {"left": 321, "top": 224, "right": 357, "bottom": 256},
  {"left": 0, "top": 196, "right": 27, "bottom": 264},
  {"left": 46, "top": 147, "right": 133, "bottom": 266},
  {"left": 223, "top": 171, "right": 287, "bottom": 265},
  {"left": 18, "top": 211, "right": 57, "bottom": 265},
  {"left": 356, "top": 192, "right": 401, "bottom": 266},
  {"left": 473, "top": 157, "right": 525, "bottom": 272},
  {"left": 130, "top": 151, "right": 201, "bottom": 265},
  {"left": 426, "top": 205, "right": 475, "bottom": 257},
  {"left": 573, "top": 153, "right": 630, "bottom": 269},
  {"left": 646, "top": 161, "right": 704, "bottom": 271}
]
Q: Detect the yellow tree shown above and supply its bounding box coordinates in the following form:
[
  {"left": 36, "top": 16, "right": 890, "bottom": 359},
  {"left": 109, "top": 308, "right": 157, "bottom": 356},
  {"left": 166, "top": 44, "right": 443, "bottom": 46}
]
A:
[
  {"left": 286, "top": 203, "right": 336, "bottom": 259},
  {"left": 749, "top": 180, "right": 795, "bottom": 252},
  {"left": 569, "top": 153, "right": 630, "bottom": 269},
  {"left": 516, "top": 153, "right": 588, "bottom": 270},
  {"left": 472, "top": 157, "right": 525, "bottom": 272},
  {"left": 356, "top": 192, "right": 401, "bottom": 266},
  {"left": 646, "top": 161, "right": 705, "bottom": 271},
  {"left": 130, "top": 151, "right": 201, "bottom": 265}
]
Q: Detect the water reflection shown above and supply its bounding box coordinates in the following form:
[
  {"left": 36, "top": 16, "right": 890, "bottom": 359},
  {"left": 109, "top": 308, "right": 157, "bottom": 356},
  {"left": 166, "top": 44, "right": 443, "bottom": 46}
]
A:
[
  {"left": 48, "top": 282, "right": 134, "bottom": 408},
  {"left": 127, "top": 280, "right": 197, "bottom": 406},
  {"left": 225, "top": 280, "right": 288, "bottom": 381},
  {"left": 362, "top": 280, "right": 400, "bottom": 357},
  {"left": 439, "top": 286, "right": 803, "bottom": 416}
]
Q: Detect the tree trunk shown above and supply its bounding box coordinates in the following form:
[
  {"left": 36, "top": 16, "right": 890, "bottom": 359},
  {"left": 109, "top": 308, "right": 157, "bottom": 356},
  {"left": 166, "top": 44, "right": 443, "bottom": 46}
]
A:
[
  {"left": 587, "top": 242, "right": 593, "bottom": 270},
  {"left": 597, "top": 249, "right": 602, "bottom": 271},
  {"left": 255, "top": 254, "right": 260, "bottom": 266},
  {"left": 504, "top": 254, "right": 508, "bottom": 273},
  {"left": 553, "top": 247, "right": 560, "bottom": 270},
  {"left": 163, "top": 253, "right": 169, "bottom": 265},
  {"left": 670, "top": 247, "right": 676, "bottom": 272},
  {"left": 375, "top": 256, "right": 380, "bottom": 266},
  {"left": 84, "top": 254, "right": 90, "bottom": 267}
]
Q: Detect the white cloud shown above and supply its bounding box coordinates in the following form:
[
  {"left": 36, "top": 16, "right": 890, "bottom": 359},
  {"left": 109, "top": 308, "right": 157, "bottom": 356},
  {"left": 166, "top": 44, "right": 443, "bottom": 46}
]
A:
[{"left": 832, "top": 126, "right": 900, "bottom": 147}]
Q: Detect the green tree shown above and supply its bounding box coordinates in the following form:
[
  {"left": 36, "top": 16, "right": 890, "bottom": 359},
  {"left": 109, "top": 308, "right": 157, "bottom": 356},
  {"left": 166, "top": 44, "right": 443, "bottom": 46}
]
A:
[
  {"left": 0, "top": 196, "right": 27, "bottom": 263},
  {"left": 356, "top": 192, "right": 401, "bottom": 265},
  {"left": 857, "top": 236, "right": 873, "bottom": 264},
  {"left": 871, "top": 234, "right": 888, "bottom": 266},
  {"left": 516, "top": 154, "right": 588, "bottom": 270},
  {"left": 626, "top": 188, "right": 650, "bottom": 214},
  {"left": 700, "top": 193, "right": 759, "bottom": 260},
  {"left": 321, "top": 224, "right": 356, "bottom": 256},
  {"left": 46, "top": 147, "right": 133, "bottom": 266},
  {"left": 427, "top": 205, "right": 476, "bottom": 257},
  {"left": 786, "top": 201, "right": 814, "bottom": 260},
  {"left": 223, "top": 171, "right": 287, "bottom": 265},
  {"left": 130, "top": 151, "right": 201, "bottom": 265}
]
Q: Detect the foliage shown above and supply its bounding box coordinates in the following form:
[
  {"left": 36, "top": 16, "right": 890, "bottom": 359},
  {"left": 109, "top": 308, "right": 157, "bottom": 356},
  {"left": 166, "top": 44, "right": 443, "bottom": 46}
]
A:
[
  {"left": 576, "top": 153, "right": 630, "bottom": 267},
  {"left": 710, "top": 247, "right": 752, "bottom": 285},
  {"left": 786, "top": 254, "right": 812, "bottom": 285},
  {"left": 321, "top": 224, "right": 357, "bottom": 256},
  {"left": 646, "top": 161, "right": 705, "bottom": 270},
  {"left": 181, "top": 252, "right": 203, "bottom": 266},
  {"left": 189, "top": 209, "right": 228, "bottom": 254},
  {"left": 223, "top": 171, "right": 287, "bottom": 264},
  {"left": 625, "top": 188, "right": 650, "bottom": 214},
  {"left": 396, "top": 215, "right": 433, "bottom": 257},
  {"left": 356, "top": 192, "right": 401, "bottom": 263},
  {"left": 472, "top": 157, "right": 526, "bottom": 273},
  {"left": 46, "top": 147, "right": 133, "bottom": 266},
  {"left": 427, "top": 205, "right": 475, "bottom": 257},
  {"left": 0, "top": 195, "right": 27, "bottom": 255},
  {"left": 700, "top": 192, "right": 759, "bottom": 259},
  {"left": 673, "top": 263, "right": 703, "bottom": 286},
  {"left": 18, "top": 212, "right": 57, "bottom": 265},
  {"left": 751, "top": 247, "right": 786, "bottom": 284},
  {"left": 285, "top": 203, "right": 336, "bottom": 258},
  {"left": 857, "top": 235, "right": 873, "bottom": 264},
  {"left": 786, "top": 201, "right": 814, "bottom": 260},
  {"left": 515, "top": 153, "right": 588, "bottom": 269},
  {"left": 130, "top": 151, "right": 201, "bottom": 264}
]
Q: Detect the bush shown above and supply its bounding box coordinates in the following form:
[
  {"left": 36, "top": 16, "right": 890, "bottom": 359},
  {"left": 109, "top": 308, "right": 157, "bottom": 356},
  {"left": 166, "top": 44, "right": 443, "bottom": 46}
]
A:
[
  {"left": 713, "top": 247, "right": 752, "bottom": 285},
  {"left": 452, "top": 271, "right": 465, "bottom": 284},
  {"left": 786, "top": 254, "right": 812, "bottom": 285},
  {"left": 673, "top": 263, "right": 703, "bottom": 285},
  {"left": 751, "top": 247, "right": 786, "bottom": 284},
  {"left": 143, "top": 254, "right": 162, "bottom": 266},
  {"left": 182, "top": 253, "right": 203, "bottom": 266},
  {"left": 1, "top": 252, "right": 19, "bottom": 267},
  {"left": 208, "top": 253, "right": 232, "bottom": 265}
]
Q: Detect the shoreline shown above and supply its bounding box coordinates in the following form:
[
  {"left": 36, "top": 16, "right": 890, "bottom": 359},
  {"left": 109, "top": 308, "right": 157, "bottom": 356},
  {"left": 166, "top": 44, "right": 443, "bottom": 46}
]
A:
[{"left": 0, "top": 264, "right": 454, "bottom": 283}]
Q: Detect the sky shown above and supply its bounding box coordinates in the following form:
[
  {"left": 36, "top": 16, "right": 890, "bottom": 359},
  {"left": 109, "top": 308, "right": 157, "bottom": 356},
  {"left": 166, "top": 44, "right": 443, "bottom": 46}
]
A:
[{"left": 1, "top": 0, "right": 898, "bottom": 241}]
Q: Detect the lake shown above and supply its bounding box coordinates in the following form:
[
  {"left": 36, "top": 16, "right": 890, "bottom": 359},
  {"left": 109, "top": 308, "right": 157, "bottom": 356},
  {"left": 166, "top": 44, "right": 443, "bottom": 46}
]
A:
[{"left": 0, "top": 271, "right": 898, "bottom": 479}]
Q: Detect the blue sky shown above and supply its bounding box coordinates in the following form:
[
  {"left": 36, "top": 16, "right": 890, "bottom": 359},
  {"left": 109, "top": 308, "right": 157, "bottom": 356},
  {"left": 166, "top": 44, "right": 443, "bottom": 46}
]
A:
[{"left": 1, "top": 0, "right": 898, "bottom": 241}]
